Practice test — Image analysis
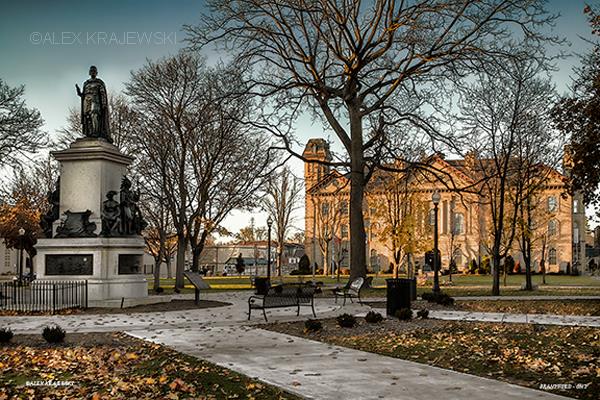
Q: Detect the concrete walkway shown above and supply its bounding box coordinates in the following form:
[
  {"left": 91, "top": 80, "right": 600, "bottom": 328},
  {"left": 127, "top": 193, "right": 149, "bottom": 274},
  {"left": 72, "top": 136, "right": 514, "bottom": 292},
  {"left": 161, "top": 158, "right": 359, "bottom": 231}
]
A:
[
  {"left": 128, "top": 326, "right": 570, "bottom": 400},
  {"left": 0, "top": 291, "right": 592, "bottom": 399}
]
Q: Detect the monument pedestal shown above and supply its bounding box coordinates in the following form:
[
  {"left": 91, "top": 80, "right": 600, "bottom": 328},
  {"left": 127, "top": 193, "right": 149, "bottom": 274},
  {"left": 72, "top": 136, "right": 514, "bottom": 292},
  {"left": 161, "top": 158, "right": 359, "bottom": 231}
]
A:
[
  {"left": 34, "top": 138, "right": 150, "bottom": 305},
  {"left": 35, "top": 237, "right": 148, "bottom": 303}
]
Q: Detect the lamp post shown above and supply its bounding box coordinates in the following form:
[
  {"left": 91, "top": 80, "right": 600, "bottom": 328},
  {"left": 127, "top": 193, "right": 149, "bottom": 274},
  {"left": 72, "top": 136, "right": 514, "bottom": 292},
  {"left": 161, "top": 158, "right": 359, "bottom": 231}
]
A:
[
  {"left": 266, "top": 216, "right": 273, "bottom": 281},
  {"left": 18, "top": 228, "right": 25, "bottom": 284},
  {"left": 431, "top": 191, "right": 441, "bottom": 293}
]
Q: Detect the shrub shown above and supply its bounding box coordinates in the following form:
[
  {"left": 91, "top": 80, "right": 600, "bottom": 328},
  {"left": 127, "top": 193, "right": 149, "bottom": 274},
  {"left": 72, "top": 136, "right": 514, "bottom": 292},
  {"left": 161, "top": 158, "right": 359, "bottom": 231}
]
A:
[
  {"left": 478, "top": 257, "right": 491, "bottom": 274},
  {"left": 468, "top": 259, "right": 478, "bottom": 274},
  {"left": 421, "top": 292, "right": 454, "bottom": 306},
  {"left": 0, "top": 328, "right": 13, "bottom": 343},
  {"left": 417, "top": 309, "right": 429, "bottom": 319},
  {"left": 154, "top": 287, "right": 164, "bottom": 294},
  {"left": 304, "top": 319, "right": 322, "bottom": 333},
  {"left": 364, "top": 311, "right": 383, "bottom": 324},
  {"left": 290, "top": 269, "right": 301, "bottom": 275},
  {"left": 395, "top": 308, "right": 413, "bottom": 321},
  {"left": 42, "top": 325, "right": 66, "bottom": 343},
  {"left": 298, "top": 254, "right": 311, "bottom": 275},
  {"left": 336, "top": 313, "right": 357, "bottom": 328}
]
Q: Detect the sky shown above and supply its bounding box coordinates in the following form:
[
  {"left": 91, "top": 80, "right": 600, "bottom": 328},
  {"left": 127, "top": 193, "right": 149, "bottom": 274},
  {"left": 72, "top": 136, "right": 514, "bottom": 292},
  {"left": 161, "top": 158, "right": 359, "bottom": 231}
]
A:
[{"left": 0, "top": 0, "right": 596, "bottom": 234}]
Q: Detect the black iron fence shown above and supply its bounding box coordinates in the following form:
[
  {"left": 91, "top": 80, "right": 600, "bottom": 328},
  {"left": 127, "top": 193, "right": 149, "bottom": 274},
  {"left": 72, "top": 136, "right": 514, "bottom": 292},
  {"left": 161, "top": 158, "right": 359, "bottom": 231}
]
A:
[{"left": 0, "top": 280, "right": 88, "bottom": 313}]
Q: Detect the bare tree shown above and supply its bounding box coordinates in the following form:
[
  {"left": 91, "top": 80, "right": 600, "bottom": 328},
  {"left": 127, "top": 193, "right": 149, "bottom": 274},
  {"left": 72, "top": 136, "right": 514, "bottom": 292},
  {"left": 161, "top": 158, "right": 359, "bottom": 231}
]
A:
[
  {"left": 262, "top": 167, "right": 303, "bottom": 275},
  {"left": 0, "top": 79, "right": 46, "bottom": 167},
  {"left": 371, "top": 169, "right": 429, "bottom": 278},
  {"left": 188, "top": 0, "right": 560, "bottom": 279},
  {"left": 313, "top": 194, "right": 344, "bottom": 275},
  {"left": 512, "top": 95, "right": 563, "bottom": 290},
  {"left": 127, "top": 52, "right": 275, "bottom": 288},
  {"left": 459, "top": 57, "right": 557, "bottom": 295}
]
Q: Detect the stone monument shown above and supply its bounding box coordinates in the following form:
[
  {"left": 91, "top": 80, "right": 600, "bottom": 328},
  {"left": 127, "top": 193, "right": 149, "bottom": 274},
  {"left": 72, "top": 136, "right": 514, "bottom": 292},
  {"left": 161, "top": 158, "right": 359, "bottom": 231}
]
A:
[{"left": 34, "top": 66, "right": 149, "bottom": 306}]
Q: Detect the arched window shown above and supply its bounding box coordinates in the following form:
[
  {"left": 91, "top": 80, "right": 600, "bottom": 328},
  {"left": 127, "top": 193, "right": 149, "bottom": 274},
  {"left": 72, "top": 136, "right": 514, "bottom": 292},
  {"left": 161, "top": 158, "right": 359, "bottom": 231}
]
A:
[
  {"left": 453, "top": 248, "right": 463, "bottom": 267},
  {"left": 453, "top": 213, "right": 464, "bottom": 235},
  {"left": 548, "top": 220, "right": 558, "bottom": 236},
  {"left": 547, "top": 196, "right": 558, "bottom": 212},
  {"left": 548, "top": 248, "right": 557, "bottom": 265}
]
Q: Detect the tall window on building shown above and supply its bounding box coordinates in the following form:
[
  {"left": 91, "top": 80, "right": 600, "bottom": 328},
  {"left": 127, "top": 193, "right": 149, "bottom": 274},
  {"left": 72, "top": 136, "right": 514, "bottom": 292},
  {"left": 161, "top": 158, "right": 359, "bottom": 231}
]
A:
[
  {"left": 573, "top": 199, "right": 579, "bottom": 214},
  {"left": 547, "top": 196, "right": 558, "bottom": 212},
  {"left": 453, "top": 213, "right": 464, "bottom": 235},
  {"left": 548, "top": 220, "right": 558, "bottom": 236},
  {"left": 321, "top": 202, "right": 329, "bottom": 216},
  {"left": 340, "top": 201, "right": 348, "bottom": 216},
  {"left": 371, "top": 223, "right": 378, "bottom": 240},
  {"left": 341, "top": 224, "right": 348, "bottom": 239},
  {"left": 548, "top": 248, "right": 557, "bottom": 265},
  {"left": 453, "top": 248, "right": 463, "bottom": 268}
]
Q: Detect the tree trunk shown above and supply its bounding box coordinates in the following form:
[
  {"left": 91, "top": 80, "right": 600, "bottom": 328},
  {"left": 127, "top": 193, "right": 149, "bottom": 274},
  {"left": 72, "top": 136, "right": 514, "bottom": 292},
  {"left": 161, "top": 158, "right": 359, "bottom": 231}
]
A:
[
  {"left": 524, "top": 247, "right": 533, "bottom": 290},
  {"left": 166, "top": 258, "right": 173, "bottom": 279},
  {"left": 348, "top": 106, "right": 367, "bottom": 280},
  {"left": 175, "top": 234, "right": 186, "bottom": 289},
  {"left": 277, "top": 242, "right": 284, "bottom": 276},
  {"left": 153, "top": 258, "right": 161, "bottom": 292},
  {"left": 191, "top": 247, "right": 201, "bottom": 272},
  {"left": 492, "top": 249, "right": 501, "bottom": 296}
]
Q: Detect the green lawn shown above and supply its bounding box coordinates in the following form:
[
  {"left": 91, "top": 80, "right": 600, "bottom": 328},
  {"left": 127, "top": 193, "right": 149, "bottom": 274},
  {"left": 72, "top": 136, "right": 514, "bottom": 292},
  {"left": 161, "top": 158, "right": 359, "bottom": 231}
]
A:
[{"left": 147, "top": 273, "right": 600, "bottom": 297}]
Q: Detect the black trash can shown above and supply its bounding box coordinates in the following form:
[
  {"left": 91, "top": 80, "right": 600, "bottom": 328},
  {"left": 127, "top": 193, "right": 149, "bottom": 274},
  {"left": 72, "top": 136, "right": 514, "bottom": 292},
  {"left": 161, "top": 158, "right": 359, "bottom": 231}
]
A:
[
  {"left": 386, "top": 278, "right": 412, "bottom": 318},
  {"left": 409, "top": 277, "right": 417, "bottom": 301},
  {"left": 254, "top": 277, "right": 271, "bottom": 295}
]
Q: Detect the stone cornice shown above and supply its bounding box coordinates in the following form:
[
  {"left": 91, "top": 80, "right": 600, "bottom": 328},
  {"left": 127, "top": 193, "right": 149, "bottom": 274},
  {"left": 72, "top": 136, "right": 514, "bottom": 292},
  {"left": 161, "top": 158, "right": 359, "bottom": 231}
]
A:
[{"left": 52, "top": 138, "right": 133, "bottom": 166}]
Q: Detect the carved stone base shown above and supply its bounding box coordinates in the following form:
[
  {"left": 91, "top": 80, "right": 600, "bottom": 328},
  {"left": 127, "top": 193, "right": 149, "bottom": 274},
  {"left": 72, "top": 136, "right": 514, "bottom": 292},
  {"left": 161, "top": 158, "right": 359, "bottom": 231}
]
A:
[{"left": 35, "top": 237, "right": 147, "bottom": 303}]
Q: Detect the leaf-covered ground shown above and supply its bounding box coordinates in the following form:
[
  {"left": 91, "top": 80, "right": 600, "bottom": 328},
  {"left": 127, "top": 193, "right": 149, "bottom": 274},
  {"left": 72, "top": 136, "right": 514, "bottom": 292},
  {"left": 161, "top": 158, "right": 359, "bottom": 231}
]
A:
[
  {"left": 456, "top": 299, "right": 600, "bottom": 316},
  {"left": 264, "top": 318, "right": 599, "bottom": 400},
  {"left": 0, "top": 332, "right": 301, "bottom": 400},
  {"left": 364, "top": 299, "right": 600, "bottom": 316}
]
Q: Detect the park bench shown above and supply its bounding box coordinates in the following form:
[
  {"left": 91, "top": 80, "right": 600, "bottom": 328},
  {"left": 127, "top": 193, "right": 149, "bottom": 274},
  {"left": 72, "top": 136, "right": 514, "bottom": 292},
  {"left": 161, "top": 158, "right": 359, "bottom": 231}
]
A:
[
  {"left": 332, "top": 277, "right": 365, "bottom": 306},
  {"left": 248, "top": 283, "right": 316, "bottom": 322}
]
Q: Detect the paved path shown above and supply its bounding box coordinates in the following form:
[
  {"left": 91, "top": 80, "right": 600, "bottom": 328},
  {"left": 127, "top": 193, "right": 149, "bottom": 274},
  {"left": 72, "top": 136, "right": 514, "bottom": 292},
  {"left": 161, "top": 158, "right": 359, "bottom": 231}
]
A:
[
  {"left": 127, "top": 326, "right": 570, "bottom": 400},
  {"left": 0, "top": 291, "right": 592, "bottom": 399}
]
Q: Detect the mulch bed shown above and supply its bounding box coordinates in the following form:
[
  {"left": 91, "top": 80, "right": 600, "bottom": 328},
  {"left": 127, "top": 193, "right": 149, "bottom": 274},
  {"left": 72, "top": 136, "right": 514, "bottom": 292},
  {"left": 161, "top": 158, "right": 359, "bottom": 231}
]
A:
[
  {"left": 0, "top": 299, "right": 230, "bottom": 316},
  {"left": 0, "top": 332, "right": 301, "bottom": 399}
]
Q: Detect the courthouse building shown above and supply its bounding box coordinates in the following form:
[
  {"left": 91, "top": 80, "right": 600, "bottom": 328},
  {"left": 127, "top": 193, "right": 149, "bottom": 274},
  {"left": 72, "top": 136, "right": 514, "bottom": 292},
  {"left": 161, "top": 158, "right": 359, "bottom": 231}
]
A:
[{"left": 303, "top": 138, "right": 588, "bottom": 274}]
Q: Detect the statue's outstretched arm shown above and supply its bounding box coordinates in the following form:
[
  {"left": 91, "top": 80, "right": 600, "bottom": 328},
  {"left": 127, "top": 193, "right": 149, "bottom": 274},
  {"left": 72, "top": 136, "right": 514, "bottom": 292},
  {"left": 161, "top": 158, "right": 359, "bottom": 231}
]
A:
[{"left": 75, "top": 83, "right": 82, "bottom": 97}]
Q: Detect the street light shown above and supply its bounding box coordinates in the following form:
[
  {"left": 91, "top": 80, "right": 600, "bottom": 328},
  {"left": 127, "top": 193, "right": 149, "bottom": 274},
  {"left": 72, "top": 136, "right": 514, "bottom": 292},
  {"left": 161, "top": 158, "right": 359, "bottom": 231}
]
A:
[
  {"left": 266, "top": 216, "right": 273, "bottom": 281},
  {"left": 431, "top": 191, "right": 441, "bottom": 293},
  {"left": 18, "top": 228, "right": 25, "bottom": 284}
]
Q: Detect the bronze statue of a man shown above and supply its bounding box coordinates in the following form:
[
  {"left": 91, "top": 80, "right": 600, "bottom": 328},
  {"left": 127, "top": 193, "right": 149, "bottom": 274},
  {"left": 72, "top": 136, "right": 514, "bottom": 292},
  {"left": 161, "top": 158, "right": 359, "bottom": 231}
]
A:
[{"left": 76, "top": 65, "right": 112, "bottom": 142}]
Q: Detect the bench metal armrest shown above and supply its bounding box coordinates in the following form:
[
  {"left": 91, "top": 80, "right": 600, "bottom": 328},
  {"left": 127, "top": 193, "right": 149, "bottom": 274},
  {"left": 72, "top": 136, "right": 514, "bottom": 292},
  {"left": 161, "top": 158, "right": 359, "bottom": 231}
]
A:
[{"left": 248, "top": 295, "right": 265, "bottom": 306}]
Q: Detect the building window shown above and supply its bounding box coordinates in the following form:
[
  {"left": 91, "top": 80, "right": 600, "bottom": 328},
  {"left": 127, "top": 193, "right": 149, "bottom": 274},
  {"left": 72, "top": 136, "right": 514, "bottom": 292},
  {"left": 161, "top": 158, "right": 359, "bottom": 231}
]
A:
[
  {"left": 453, "top": 213, "right": 464, "bottom": 235},
  {"left": 452, "top": 248, "right": 463, "bottom": 268},
  {"left": 341, "top": 224, "right": 348, "bottom": 239},
  {"left": 548, "top": 248, "right": 557, "bottom": 265},
  {"left": 340, "top": 201, "right": 348, "bottom": 215},
  {"left": 321, "top": 202, "right": 329, "bottom": 216},
  {"left": 548, "top": 220, "right": 558, "bottom": 236},
  {"left": 573, "top": 199, "right": 579, "bottom": 214},
  {"left": 547, "top": 196, "right": 558, "bottom": 212},
  {"left": 371, "top": 223, "right": 378, "bottom": 240}
]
